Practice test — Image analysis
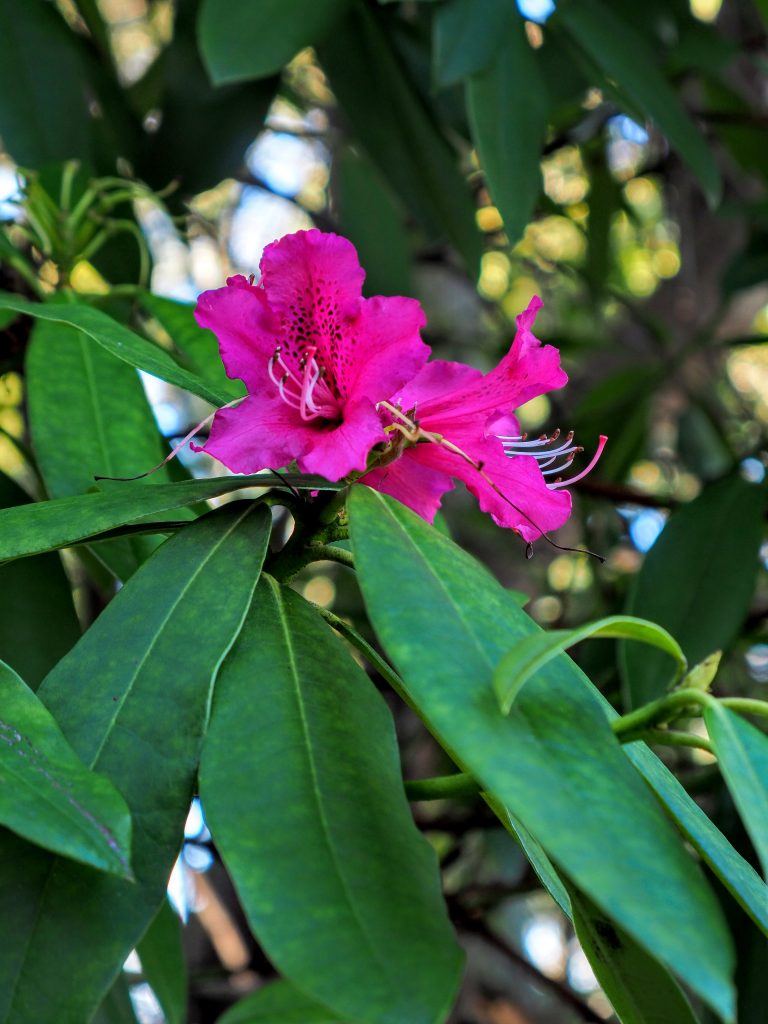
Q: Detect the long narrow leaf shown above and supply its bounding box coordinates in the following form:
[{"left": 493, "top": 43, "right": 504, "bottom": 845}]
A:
[
  {"left": 0, "top": 474, "right": 337, "bottom": 564},
  {"left": 571, "top": 888, "right": 702, "bottom": 1024},
  {"left": 348, "top": 487, "right": 735, "bottom": 1021},
  {"left": 556, "top": 0, "right": 721, "bottom": 204},
  {"left": 705, "top": 705, "right": 768, "bottom": 879},
  {"left": 200, "top": 577, "right": 463, "bottom": 1024},
  {"left": 0, "top": 660, "right": 132, "bottom": 877},
  {"left": 0, "top": 292, "right": 236, "bottom": 407},
  {"left": 0, "top": 503, "right": 270, "bottom": 1023},
  {"left": 466, "top": 14, "right": 549, "bottom": 245},
  {"left": 494, "top": 615, "right": 686, "bottom": 715}
]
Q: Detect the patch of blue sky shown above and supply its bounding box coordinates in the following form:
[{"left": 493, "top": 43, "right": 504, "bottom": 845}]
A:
[{"left": 516, "top": 0, "right": 556, "bottom": 23}]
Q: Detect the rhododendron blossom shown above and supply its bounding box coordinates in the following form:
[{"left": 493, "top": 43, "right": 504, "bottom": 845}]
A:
[
  {"left": 192, "top": 229, "right": 429, "bottom": 480},
  {"left": 193, "top": 229, "right": 605, "bottom": 543},
  {"left": 362, "top": 297, "right": 607, "bottom": 542}
]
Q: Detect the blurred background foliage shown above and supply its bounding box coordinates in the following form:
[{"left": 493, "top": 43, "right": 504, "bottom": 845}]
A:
[{"left": 1, "top": 0, "right": 768, "bottom": 1021}]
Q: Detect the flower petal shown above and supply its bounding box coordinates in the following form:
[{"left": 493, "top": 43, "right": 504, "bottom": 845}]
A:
[
  {"left": 195, "top": 391, "right": 385, "bottom": 482},
  {"left": 194, "top": 276, "right": 278, "bottom": 392},
  {"left": 420, "top": 296, "right": 567, "bottom": 428},
  {"left": 412, "top": 436, "right": 572, "bottom": 541},
  {"left": 192, "top": 392, "right": 312, "bottom": 474},
  {"left": 391, "top": 359, "right": 483, "bottom": 411},
  {"left": 360, "top": 456, "right": 454, "bottom": 523},
  {"left": 296, "top": 398, "right": 386, "bottom": 481},
  {"left": 348, "top": 295, "right": 430, "bottom": 402},
  {"left": 259, "top": 230, "right": 366, "bottom": 390}
]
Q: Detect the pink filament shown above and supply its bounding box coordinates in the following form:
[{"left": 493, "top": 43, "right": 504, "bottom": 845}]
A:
[{"left": 549, "top": 435, "right": 608, "bottom": 489}]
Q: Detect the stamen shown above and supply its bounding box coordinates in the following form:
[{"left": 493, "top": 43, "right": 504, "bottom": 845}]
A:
[
  {"left": 268, "top": 346, "right": 339, "bottom": 422},
  {"left": 541, "top": 452, "right": 578, "bottom": 475},
  {"left": 549, "top": 435, "right": 608, "bottom": 489},
  {"left": 278, "top": 372, "right": 303, "bottom": 410}
]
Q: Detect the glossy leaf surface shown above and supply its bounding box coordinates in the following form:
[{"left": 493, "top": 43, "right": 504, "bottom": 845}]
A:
[
  {"left": 26, "top": 318, "right": 179, "bottom": 579},
  {"left": 348, "top": 487, "right": 734, "bottom": 1021},
  {"left": 0, "top": 503, "right": 270, "bottom": 1023},
  {"left": 0, "top": 293, "right": 233, "bottom": 407},
  {"left": 91, "top": 975, "right": 139, "bottom": 1024},
  {"left": 705, "top": 705, "right": 768, "bottom": 878},
  {"left": 139, "top": 292, "right": 242, "bottom": 400},
  {"left": 494, "top": 615, "right": 686, "bottom": 715},
  {"left": 0, "top": 660, "right": 132, "bottom": 876},
  {"left": 0, "top": 474, "right": 335, "bottom": 564},
  {"left": 622, "top": 475, "right": 766, "bottom": 706},
  {"left": 616, "top": 737, "right": 768, "bottom": 936},
  {"left": 200, "top": 577, "right": 463, "bottom": 1024}
]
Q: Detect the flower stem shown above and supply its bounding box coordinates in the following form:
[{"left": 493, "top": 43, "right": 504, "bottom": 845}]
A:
[
  {"left": 720, "top": 698, "right": 768, "bottom": 719},
  {"left": 306, "top": 544, "right": 354, "bottom": 569},
  {"left": 620, "top": 728, "right": 714, "bottom": 755},
  {"left": 403, "top": 722, "right": 716, "bottom": 804},
  {"left": 405, "top": 773, "right": 481, "bottom": 801},
  {"left": 611, "top": 688, "right": 716, "bottom": 738}
]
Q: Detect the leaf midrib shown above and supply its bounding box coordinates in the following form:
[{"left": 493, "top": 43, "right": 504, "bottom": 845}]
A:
[
  {"left": 83, "top": 506, "right": 253, "bottom": 770},
  {"left": 265, "top": 575, "right": 396, "bottom": 990}
]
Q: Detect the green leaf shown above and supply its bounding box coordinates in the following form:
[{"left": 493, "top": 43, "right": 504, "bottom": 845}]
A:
[
  {"left": 136, "top": 899, "right": 187, "bottom": 1024},
  {"left": 433, "top": 0, "right": 513, "bottom": 88},
  {"left": 571, "top": 888, "right": 702, "bottom": 1024},
  {"left": 0, "top": 0, "right": 94, "bottom": 165},
  {"left": 319, "top": 4, "right": 482, "bottom": 277},
  {"left": 134, "top": 3, "right": 277, "bottom": 198},
  {"left": 334, "top": 146, "right": 411, "bottom": 298},
  {"left": 138, "top": 291, "right": 243, "bottom": 399},
  {"left": 0, "top": 472, "right": 80, "bottom": 689},
  {"left": 555, "top": 0, "right": 721, "bottom": 204},
  {"left": 705, "top": 705, "right": 768, "bottom": 879},
  {"left": 26, "top": 318, "right": 183, "bottom": 579},
  {"left": 466, "top": 15, "right": 549, "bottom": 245},
  {"left": 494, "top": 615, "right": 687, "bottom": 715},
  {"left": 200, "top": 577, "right": 463, "bottom": 1024},
  {"left": 617, "top": 734, "right": 768, "bottom": 937},
  {"left": 622, "top": 474, "right": 766, "bottom": 707},
  {"left": 489, "top": 798, "right": 572, "bottom": 917},
  {"left": 0, "top": 659, "right": 132, "bottom": 877},
  {"left": 0, "top": 502, "right": 270, "bottom": 1023},
  {"left": 348, "top": 487, "right": 735, "bottom": 1021},
  {"left": 198, "top": 0, "right": 351, "bottom": 84},
  {"left": 0, "top": 473, "right": 337, "bottom": 564},
  {"left": 218, "top": 980, "right": 342, "bottom": 1024},
  {"left": 91, "top": 974, "right": 139, "bottom": 1024},
  {"left": 0, "top": 293, "right": 236, "bottom": 407},
  {"left": 27, "top": 319, "right": 174, "bottom": 494}
]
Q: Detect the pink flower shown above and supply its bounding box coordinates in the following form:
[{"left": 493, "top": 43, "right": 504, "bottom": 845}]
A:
[
  {"left": 191, "top": 230, "right": 429, "bottom": 481},
  {"left": 191, "top": 228, "right": 604, "bottom": 544},
  {"left": 361, "top": 297, "right": 606, "bottom": 542}
]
